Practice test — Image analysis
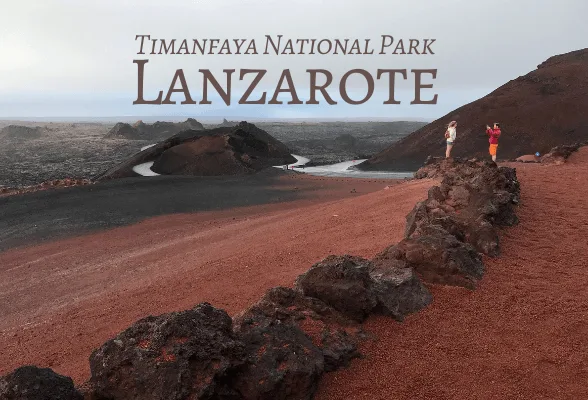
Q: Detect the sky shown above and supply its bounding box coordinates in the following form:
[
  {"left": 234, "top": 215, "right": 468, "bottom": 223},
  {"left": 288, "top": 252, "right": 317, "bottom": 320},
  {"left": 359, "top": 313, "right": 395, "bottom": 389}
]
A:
[{"left": 0, "top": 0, "right": 586, "bottom": 120}]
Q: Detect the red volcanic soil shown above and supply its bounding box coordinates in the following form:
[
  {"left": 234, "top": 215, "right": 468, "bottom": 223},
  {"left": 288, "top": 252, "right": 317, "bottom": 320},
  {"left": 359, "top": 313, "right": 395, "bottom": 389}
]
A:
[
  {"left": 0, "top": 174, "right": 431, "bottom": 383},
  {"left": 2, "top": 148, "right": 588, "bottom": 399},
  {"left": 317, "top": 147, "right": 588, "bottom": 399}
]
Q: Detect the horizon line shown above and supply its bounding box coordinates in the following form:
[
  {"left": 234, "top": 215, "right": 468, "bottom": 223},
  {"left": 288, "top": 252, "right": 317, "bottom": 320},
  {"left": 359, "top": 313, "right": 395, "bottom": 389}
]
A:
[{"left": 0, "top": 116, "right": 433, "bottom": 123}]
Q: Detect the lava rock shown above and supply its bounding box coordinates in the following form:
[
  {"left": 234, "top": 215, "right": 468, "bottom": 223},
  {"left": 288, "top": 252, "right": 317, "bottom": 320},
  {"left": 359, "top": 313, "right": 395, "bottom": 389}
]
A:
[
  {"left": 405, "top": 159, "right": 520, "bottom": 257},
  {"left": 489, "top": 189, "right": 519, "bottom": 227},
  {"left": 0, "top": 366, "right": 82, "bottom": 400},
  {"left": 368, "top": 259, "right": 433, "bottom": 320},
  {"left": 380, "top": 226, "right": 484, "bottom": 289},
  {"left": 540, "top": 142, "right": 586, "bottom": 165},
  {"left": 405, "top": 201, "right": 430, "bottom": 238},
  {"left": 413, "top": 157, "right": 453, "bottom": 179},
  {"left": 515, "top": 154, "right": 541, "bottom": 163},
  {"left": 88, "top": 303, "right": 245, "bottom": 400},
  {"left": 427, "top": 185, "right": 446, "bottom": 202},
  {"left": 236, "top": 287, "right": 360, "bottom": 372},
  {"left": 233, "top": 311, "right": 324, "bottom": 400},
  {"left": 463, "top": 219, "right": 500, "bottom": 257},
  {"left": 295, "top": 255, "right": 378, "bottom": 322}
]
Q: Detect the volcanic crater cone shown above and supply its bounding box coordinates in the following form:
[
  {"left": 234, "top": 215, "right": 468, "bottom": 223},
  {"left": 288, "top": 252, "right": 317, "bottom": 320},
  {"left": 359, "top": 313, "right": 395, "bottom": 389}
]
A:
[{"left": 95, "top": 121, "right": 296, "bottom": 180}]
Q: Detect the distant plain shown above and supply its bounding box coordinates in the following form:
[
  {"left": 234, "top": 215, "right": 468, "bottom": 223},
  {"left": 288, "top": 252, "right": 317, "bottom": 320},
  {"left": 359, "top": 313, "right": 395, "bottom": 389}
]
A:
[{"left": 0, "top": 120, "right": 426, "bottom": 187}]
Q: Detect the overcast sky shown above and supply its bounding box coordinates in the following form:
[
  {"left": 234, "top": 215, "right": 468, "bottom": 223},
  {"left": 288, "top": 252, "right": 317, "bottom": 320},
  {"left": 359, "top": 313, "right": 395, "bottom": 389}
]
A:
[{"left": 0, "top": 0, "right": 586, "bottom": 120}]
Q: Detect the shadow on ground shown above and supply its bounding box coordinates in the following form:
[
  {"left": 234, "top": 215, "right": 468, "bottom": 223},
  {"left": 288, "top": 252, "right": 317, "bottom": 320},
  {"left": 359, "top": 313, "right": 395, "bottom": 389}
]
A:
[{"left": 0, "top": 170, "right": 300, "bottom": 251}]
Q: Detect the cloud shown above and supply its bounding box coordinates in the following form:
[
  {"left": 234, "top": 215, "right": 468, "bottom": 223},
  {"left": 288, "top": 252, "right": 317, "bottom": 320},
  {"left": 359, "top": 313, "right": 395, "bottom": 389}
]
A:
[{"left": 0, "top": 0, "right": 586, "bottom": 118}]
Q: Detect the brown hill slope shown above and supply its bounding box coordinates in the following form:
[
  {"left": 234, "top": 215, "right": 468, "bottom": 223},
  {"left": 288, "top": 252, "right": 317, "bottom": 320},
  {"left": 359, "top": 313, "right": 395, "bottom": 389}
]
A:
[{"left": 359, "top": 48, "right": 588, "bottom": 171}]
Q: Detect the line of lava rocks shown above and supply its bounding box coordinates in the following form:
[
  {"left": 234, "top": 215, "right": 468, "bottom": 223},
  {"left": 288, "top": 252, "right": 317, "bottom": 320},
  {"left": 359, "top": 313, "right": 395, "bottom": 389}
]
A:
[{"left": 0, "top": 157, "right": 520, "bottom": 400}]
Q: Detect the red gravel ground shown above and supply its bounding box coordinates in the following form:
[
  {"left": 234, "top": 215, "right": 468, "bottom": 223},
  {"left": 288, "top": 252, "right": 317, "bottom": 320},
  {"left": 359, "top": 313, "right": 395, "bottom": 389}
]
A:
[
  {"left": 317, "top": 148, "right": 588, "bottom": 399},
  {"left": 0, "top": 174, "right": 432, "bottom": 383},
  {"left": 2, "top": 148, "right": 587, "bottom": 399}
]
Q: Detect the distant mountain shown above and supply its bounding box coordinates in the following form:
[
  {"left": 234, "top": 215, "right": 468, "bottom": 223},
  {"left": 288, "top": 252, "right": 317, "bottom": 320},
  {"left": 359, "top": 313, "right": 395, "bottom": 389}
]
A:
[
  {"left": 358, "top": 48, "right": 588, "bottom": 171},
  {"left": 104, "top": 118, "right": 204, "bottom": 140},
  {"left": 95, "top": 122, "right": 296, "bottom": 180},
  {"left": 218, "top": 118, "right": 238, "bottom": 127}
]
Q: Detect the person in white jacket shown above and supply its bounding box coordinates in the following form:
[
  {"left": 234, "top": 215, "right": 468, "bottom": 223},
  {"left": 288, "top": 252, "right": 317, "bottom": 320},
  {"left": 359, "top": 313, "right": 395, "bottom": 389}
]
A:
[{"left": 445, "top": 120, "right": 457, "bottom": 158}]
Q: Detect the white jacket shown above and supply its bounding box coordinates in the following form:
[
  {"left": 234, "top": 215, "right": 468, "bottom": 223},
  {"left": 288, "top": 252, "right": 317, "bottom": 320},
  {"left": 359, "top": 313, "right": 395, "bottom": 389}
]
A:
[{"left": 447, "top": 127, "right": 456, "bottom": 142}]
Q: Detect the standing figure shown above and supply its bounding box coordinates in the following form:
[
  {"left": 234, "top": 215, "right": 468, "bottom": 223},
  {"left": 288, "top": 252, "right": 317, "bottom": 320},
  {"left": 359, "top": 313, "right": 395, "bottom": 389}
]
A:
[
  {"left": 486, "top": 123, "right": 501, "bottom": 162},
  {"left": 445, "top": 120, "right": 457, "bottom": 158}
]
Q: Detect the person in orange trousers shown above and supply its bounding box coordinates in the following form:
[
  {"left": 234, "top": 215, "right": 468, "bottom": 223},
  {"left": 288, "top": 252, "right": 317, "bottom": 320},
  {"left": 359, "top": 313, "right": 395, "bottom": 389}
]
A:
[{"left": 486, "top": 123, "right": 501, "bottom": 162}]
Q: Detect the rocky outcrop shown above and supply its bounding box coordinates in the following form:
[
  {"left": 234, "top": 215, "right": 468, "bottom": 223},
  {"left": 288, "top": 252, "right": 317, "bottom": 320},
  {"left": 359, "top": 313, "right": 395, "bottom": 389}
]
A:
[
  {"left": 375, "top": 227, "right": 484, "bottom": 289},
  {"left": 295, "top": 255, "right": 431, "bottom": 322},
  {"left": 399, "top": 158, "right": 520, "bottom": 288},
  {"left": 540, "top": 142, "right": 587, "bottom": 165},
  {"left": 104, "top": 118, "right": 205, "bottom": 140},
  {"left": 95, "top": 122, "right": 296, "bottom": 181},
  {"left": 514, "top": 154, "right": 541, "bottom": 163},
  {"left": 79, "top": 257, "right": 431, "bottom": 400},
  {"left": 368, "top": 260, "right": 433, "bottom": 320},
  {"left": 233, "top": 289, "right": 334, "bottom": 400},
  {"left": 234, "top": 318, "right": 324, "bottom": 400},
  {"left": 105, "top": 123, "right": 138, "bottom": 139},
  {"left": 234, "top": 287, "right": 360, "bottom": 373},
  {"left": 219, "top": 118, "right": 238, "bottom": 127},
  {"left": 358, "top": 48, "right": 588, "bottom": 170},
  {"left": 512, "top": 143, "right": 586, "bottom": 165},
  {"left": 295, "top": 255, "right": 378, "bottom": 322},
  {"left": 0, "top": 366, "right": 82, "bottom": 400}
]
